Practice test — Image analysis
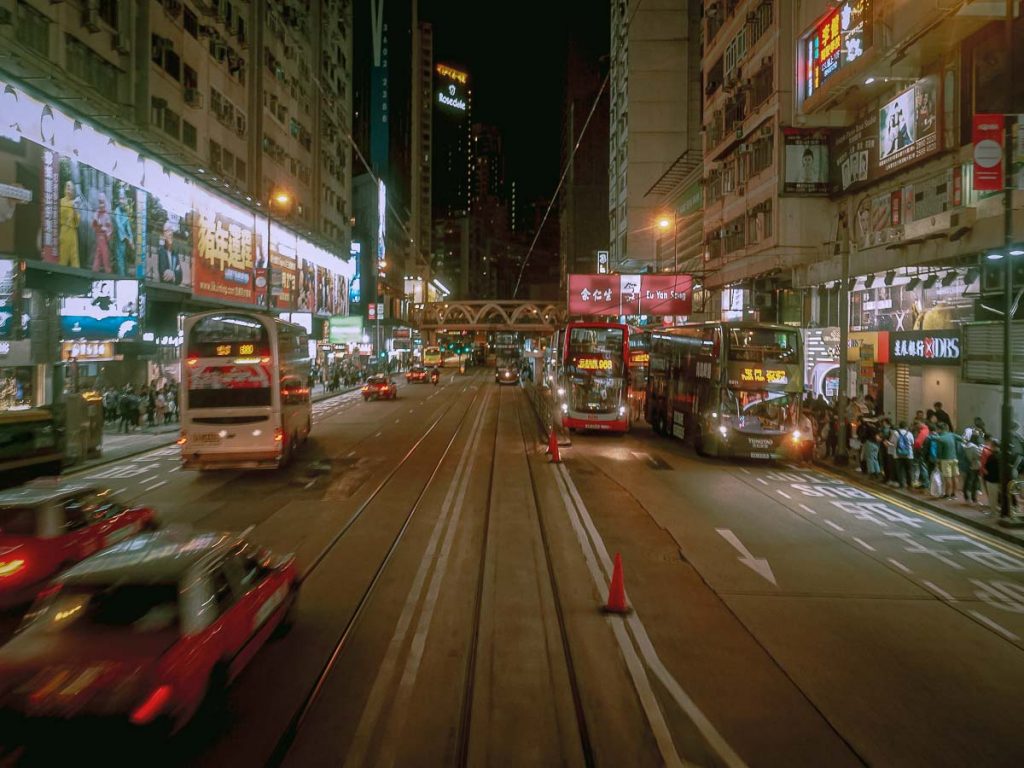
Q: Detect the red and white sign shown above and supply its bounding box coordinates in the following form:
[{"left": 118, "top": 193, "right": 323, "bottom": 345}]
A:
[
  {"left": 972, "top": 113, "right": 1005, "bottom": 192},
  {"left": 567, "top": 274, "right": 693, "bottom": 316}
]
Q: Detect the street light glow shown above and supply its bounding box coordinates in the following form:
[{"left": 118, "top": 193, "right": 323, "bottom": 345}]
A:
[
  {"left": 273, "top": 191, "right": 291, "bottom": 205},
  {"left": 658, "top": 217, "right": 671, "bottom": 229}
]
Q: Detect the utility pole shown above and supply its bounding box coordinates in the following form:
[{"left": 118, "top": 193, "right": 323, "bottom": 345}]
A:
[
  {"left": 835, "top": 205, "right": 851, "bottom": 466},
  {"left": 999, "top": 0, "right": 1017, "bottom": 520}
]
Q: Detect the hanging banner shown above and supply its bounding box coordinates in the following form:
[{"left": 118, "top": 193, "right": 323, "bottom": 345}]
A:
[
  {"left": 567, "top": 274, "right": 693, "bottom": 316},
  {"left": 972, "top": 113, "right": 1005, "bottom": 192}
]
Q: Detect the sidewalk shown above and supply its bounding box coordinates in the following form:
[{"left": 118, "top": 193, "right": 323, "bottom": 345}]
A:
[
  {"left": 817, "top": 458, "right": 1024, "bottom": 547},
  {"left": 68, "top": 383, "right": 361, "bottom": 475}
]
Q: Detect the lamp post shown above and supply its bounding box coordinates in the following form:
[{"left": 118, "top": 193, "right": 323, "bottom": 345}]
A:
[
  {"left": 265, "top": 190, "right": 291, "bottom": 311},
  {"left": 658, "top": 215, "right": 678, "bottom": 273}
]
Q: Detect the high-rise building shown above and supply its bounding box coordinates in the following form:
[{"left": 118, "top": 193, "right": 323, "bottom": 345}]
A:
[
  {"left": 0, "top": 0, "right": 354, "bottom": 414},
  {"left": 560, "top": 1, "right": 610, "bottom": 286},
  {"left": 411, "top": 20, "right": 434, "bottom": 276},
  {"left": 432, "top": 62, "right": 472, "bottom": 220},
  {"left": 609, "top": 0, "right": 694, "bottom": 272}
]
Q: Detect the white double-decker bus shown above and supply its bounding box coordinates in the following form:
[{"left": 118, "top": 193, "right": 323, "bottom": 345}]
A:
[{"left": 179, "top": 311, "right": 311, "bottom": 470}]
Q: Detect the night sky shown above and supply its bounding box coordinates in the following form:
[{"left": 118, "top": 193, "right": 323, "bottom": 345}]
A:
[{"left": 420, "top": 0, "right": 603, "bottom": 206}]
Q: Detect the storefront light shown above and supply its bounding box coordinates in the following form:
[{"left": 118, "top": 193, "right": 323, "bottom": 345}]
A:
[
  {"left": 987, "top": 252, "right": 1005, "bottom": 261},
  {"left": 1010, "top": 249, "right": 1024, "bottom": 257}
]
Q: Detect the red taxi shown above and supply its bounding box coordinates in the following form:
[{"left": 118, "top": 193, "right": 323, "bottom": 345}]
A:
[
  {"left": 0, "top": 530, "right": 298, "bottom": 734},
  {"left": 405, "top": 365, "right": 428, "bottom": 383},
  {"left": 362, "top": 375, "right": 398, "bottom": 401},
  {"left": 0, "top": 482, "right": 157, "bottom": 610}
]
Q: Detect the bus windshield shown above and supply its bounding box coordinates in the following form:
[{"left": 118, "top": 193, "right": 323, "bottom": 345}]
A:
[
  {"left": 565, "top": 327, "right": 624, "bottom": 415},
  {"left": 726, "top": 328, "right": 799, "bottom": 364},
  {"left": 720, "top": 389, "right": 799, "bottom": 434}
]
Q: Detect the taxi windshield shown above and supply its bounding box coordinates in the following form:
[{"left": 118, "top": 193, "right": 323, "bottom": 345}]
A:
[{"left": 27, "top": 584, "right": 180, "bottom": 635}]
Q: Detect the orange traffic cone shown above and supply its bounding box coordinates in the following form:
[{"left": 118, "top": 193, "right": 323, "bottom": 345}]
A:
[
  {"left": 547, "top": 428, "right": 560, "bottom": 463},
  {"left": 604, "top": 553, "right": 629, "bottom": 614}
]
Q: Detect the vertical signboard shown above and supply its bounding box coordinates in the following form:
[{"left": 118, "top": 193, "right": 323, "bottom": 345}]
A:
[{"left": 972, "top": 114, "right": 1005, "bottom": 192}]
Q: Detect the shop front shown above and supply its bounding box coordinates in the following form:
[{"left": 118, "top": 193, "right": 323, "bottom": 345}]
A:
[
  {"left": 847, "top": 330, "right": 889, "bottom": 411},
  {"left": 803, "top": 327, "right": 841, "bottom": 400},
  {"left": 885, "top": 329, "right": 962, "bottom": 427}
]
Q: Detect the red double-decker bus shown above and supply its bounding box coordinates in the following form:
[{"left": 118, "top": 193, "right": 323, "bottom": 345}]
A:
[{"left": 561, "top": 321, "right": 632, "bottom": 433}]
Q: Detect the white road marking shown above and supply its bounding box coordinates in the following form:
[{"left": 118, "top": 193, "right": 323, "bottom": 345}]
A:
[
  {"left": 716, "top": 528, "right": 778, "bottom": 586},
  {"left": 143, "top": 481, "right": 166, "bottom": 492},
  {"left": 554, "top": 463, "right": 746, "bottom": 767},
  {"left": 923, "top": 580, "right": 955, "bottom": 601},
  {"left": 168, "top": 466, "right": 180, "bottom": 473},
  {"left": 798, "top": 504, "right": 818, "bottom": 515},
  {"left": 887, "top": 557, "right": 912, "bottom": 574},
  {"left": 739, "top": 467, "right": 751, "bottom": 474},
  {"left": 969, "top": 610, "right": 1020, "bottom": 641},
  {"left": 375, "top": 432, "right": 382, "bottom": 438},
  {"left": 346, "top": 450, "right": 356, "bottom": 458},
  {"left": 824, "top": 520, "right": 845, "bottom": 532},
  {"left": 142, "top": 475, "right": 159, "bottom": 484},
  {"left": 395, "top": 419, "right": 400, "bottom": 423},
  {"left": 757, "top": 478, "right": 768, "bottom": 485},
  {"left": 853, "top": 537, "right": 876, "bottom": 551},
  {"left": 776, "top": 490, "right": 791, "bottom": 499}
]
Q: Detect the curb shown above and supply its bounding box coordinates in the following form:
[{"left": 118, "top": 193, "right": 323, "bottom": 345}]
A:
[
  {"left": 65, "top": 385, "right": 363, "bottom": 476},
  {"left": 814, "top": 460, "right": 1024, "bottom": 549}
]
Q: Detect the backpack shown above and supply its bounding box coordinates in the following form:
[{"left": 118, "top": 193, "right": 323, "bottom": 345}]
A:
[{"left": 896, "top": 429, "right": 913, "bottom": 457}]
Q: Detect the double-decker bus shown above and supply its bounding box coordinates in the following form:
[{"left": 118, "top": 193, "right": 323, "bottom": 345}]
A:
[
  {"left": 561, "top": 322, "right": 631, "bottom": 433},
  {"left": 423, "top": 345, "right": 442, "bottom": 367},
  {"left": 179, "top": 311, "right": 311, "bottom": 470},
  {"left": 627, "top": 329, "right": 650, "bottom": 423},
  {"left": 646, "top": 322, "right": 803, "bottom": 459}
]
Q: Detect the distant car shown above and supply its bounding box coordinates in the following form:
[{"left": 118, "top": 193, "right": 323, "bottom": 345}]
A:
[
  {"left": 0, "top": 530, "right": 298, "bottom": 735},
  {"left": 405, "top": 366, "right": 428, "bottom": 383},
  {"left": 362, "top": 375, "right": 398, "bottom": 401},
  {"left": 495, "top": 366, "right": 520, "bottom": 385},
  {"left": 0, "top": 481, "right": 157, "bottom": 610}
]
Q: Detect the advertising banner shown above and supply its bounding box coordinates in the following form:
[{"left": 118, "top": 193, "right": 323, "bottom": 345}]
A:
[
  {"left": 783, "top": 130, "right": 830, "bottom": 194},
  {"left": 60, "top": 279, "right": 139, "bottom": 340},
  {"left": 567, "top": 274, "right": 693, "bottom": 316},
  {"left": 803, "top": 0, "right": 872, "bottom": 101},
  {"left": 972, "top": 113, "right": 1005, "bottom": 192},
  {"left": 143, "top": 192, "right": 192, "bottom": 290},
  {"left": 192, "top": 200, "right": 256, "bottom": 304},
  {"left": 328, "top": 316, "right": 363, "bottom": 345},
  {"left": 297, "top": 258, "right": 316, "bottom": 312},
  {"left": 888, "top": 329, "right": 961, "bottom": 365},
  {"left": 877, "top": 76, "right": 939, "bottom": 175}
]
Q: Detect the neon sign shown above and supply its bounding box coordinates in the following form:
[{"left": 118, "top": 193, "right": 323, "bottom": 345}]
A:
[{"left": 803, "top": 1, "right": 871, "bottom": 100}]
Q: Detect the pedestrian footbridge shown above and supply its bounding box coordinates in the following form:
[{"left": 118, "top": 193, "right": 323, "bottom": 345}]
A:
[{"left": 411, "top": 301, "right": 567, "bottom": 332}]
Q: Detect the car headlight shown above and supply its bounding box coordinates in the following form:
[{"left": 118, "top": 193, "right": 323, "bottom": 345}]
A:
[
  {"left": 792, "top": 430, "right": 801, "bottom": 442},
  {"left": 557, "top": 387, "right": 565, "bottom": 397},
  {"left": 618, "top": 406, "right": 626, "bottom": 416},
  {"left": 560, "top": 403, "right": 568, "bottom": 413},
  {"left": 718, "top": 425, "right": 728, "bottom": 437}
]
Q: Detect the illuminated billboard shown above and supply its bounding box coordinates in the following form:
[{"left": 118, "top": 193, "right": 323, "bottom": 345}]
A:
[
  {"left": 803, "top": 1, "right": 871, "bottom": 100},
  {"left": 877, "top": 76, "right": 939, "bottom": 174},
  {"left": 436, "top": 63, "right": 469, "bottom": 113},
  {"left": 60, "top": 279, "right": 139, "bottom": 340}
]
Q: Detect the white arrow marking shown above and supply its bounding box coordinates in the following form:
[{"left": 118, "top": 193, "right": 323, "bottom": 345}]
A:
[{"left": 716, "top": 528, "right": 777, "bottom": 586}]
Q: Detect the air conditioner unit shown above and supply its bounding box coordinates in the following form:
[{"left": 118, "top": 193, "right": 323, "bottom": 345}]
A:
[
  {"left": 235, "top": 114, "right": 247, "bottom": 136},
  {"left": 184, "top": 87, "right": 202, "bottom": 107},
  {"left": 83, "top": 8, "right": 100, "bottom": 32},
  {"left": 113, "top": 31, "right": 130, "bottom": 54},
  {"left": 199, "top": 24, "right": 214, "bottom": 38}
]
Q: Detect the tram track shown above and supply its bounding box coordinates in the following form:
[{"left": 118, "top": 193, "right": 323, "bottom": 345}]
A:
[{"left": 265, "top": 374, "right": 488, "bottom": 766}]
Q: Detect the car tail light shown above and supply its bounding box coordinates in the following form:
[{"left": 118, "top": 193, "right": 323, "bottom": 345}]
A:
[
  {"left": 176, "top": 431, "right": 187, "bottom": 446},
  {"left": 130, "top": 684, "right": 173, "bottom": 725},
  {"left": 0, "top": 559, "right": 26, "bottom": 578},
  {"left": 274, "top": 427, "right": 284, "bottom": 443}
]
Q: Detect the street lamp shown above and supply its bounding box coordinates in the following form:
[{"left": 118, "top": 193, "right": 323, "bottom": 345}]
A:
[
  {"left": 657, "top": 215, "right": 678, "bottom": 273},
  {"left": 265, "top": 190, "right": 291, "bottom": 311}
]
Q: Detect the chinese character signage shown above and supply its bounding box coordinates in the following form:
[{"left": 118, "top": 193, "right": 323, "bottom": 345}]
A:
[
  {"left": 567, "top": 274, "right": 693, "bottom": 316},
  {"left": 888, "top": 330, "right": 960, "bottom": 365},
  {"left": 878, "top": 76, "right": 939, "bottom": 175},
  {"left": 804, "top": 0, "right": 871, "bottom": 101},
  {"left": 192, "top": 204, "right": 256, "bottom": 304},
  {"left": 596, "top": 250, "right": 609, "bottom": 274},
  {"left": 972, "top": 114, "right": 1005, "bottom": 192},
  {"left": 727, "top": 363, "right": 799, "bottom": 390}
]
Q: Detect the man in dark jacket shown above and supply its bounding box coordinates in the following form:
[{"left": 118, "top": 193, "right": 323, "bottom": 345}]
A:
[{"left": 933, "top": 401, "right": 953, "bottom": 430}]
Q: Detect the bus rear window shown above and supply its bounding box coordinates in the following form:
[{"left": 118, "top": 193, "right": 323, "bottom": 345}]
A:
[{"left": 188, "top": 314, "right": 270, "bottom": 358}]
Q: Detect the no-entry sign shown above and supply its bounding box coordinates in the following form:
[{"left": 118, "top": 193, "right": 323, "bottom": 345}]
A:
[{"left": 972, "top": 113, "right": 1004, "bottom": 192}]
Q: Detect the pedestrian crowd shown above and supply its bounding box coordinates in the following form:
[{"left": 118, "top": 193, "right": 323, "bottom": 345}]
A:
[
  {"left": 101, "top": 382, "right": 179, "bottom": 433},
  {"left": 803, "top": 393, "right": 1023, "bottom": 516}
]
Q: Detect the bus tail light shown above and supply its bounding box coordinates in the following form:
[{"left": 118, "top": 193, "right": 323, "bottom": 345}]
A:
[
  {"left": 274, "top": 427, "right": 284, "bottom": 444},
  {"left": 176, "top": 431, "right": 187, "bottom": 446}
]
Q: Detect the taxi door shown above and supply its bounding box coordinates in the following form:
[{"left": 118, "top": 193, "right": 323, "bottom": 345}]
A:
[
  {"left": 222, "top": 547, "right": 290, "bottom": 673},
  {"left": 58, "top": 499, "right": 109, "bottom": 562}
]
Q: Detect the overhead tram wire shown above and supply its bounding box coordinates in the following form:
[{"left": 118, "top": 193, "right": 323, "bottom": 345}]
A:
[{"left": 513, "top": 0, "right": 645, "bottom": 298}]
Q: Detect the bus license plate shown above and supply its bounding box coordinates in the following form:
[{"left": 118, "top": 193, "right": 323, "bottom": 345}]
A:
[
  {"left": 750, "top": 452, "right": 773, "bottom": 460},
  {"left": 195, "top": 433, "right": 221, "bottom": 444}
]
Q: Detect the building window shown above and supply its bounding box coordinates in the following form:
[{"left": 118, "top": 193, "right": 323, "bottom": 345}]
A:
[
  {"left": 746, "top": 1, "right": 773, "bottom": 47},
  {"left": 17, "top": 1, "right": 49, "bottom": 57},
  {"left": 235, "top": 157, "right": 246, "bottom": 183},
  {"left": 184, "top": 7, "right": 198, "bottom": 38},
  {"left": 66, "top": 35, "right": 120, "bottom": 102},
  {"left": 182, "top": 120, "right": 197, "bottom": 149},
  {"left": 162, "top": 108, "right": 180, "bottom": 140},
  {"left": 183, "top": 64, "right": 197, "bottom": 90},
  {"left": 724, "top": 29, "right": 747, "bottom": 82},
  {"left": 723, "top": 215, "right": 745, "bottom": 254},
  {"left": 98, "top": 0, "right": 118, "bottom": 29}
]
